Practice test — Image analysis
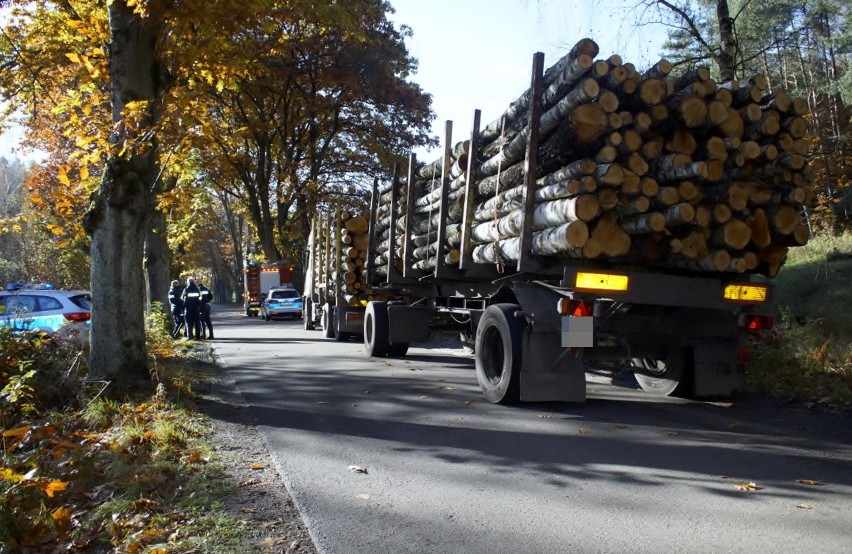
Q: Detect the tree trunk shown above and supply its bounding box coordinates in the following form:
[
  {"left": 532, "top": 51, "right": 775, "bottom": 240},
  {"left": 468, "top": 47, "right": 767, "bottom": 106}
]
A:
[
  {"left": 145, "top": 209, "right": 171, "bottom": 314},
  {"left": 716, "top": 0, "right": 736, "bottom": 81},
  {"left": 85, "top": 2, "right": 165, "bottom": 381}
]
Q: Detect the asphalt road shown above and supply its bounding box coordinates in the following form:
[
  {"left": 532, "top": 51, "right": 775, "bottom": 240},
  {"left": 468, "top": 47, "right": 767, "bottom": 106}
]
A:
[{"left": 209, "top": 305, "right": 852, "bottom": 554}]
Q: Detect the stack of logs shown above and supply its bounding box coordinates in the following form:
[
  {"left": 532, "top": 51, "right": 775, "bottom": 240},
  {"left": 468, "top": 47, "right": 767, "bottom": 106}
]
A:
[
  {"left": 372, "top": 37, "right": 811, "bottom": 279},
  {"left": 332, "top": 211, "right": 372, "bottom": 306}
]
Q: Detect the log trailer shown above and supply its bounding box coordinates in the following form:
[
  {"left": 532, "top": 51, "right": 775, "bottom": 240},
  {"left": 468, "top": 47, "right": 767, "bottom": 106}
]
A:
[
  {"left": 303, "top": 210, "right": 372, "bottom": 339},
  {"left": 243, "top": 262, "right": 295, "bottom": 317},
  {"left": 307, "top": 39, "right": 810, "bottom": 404}
]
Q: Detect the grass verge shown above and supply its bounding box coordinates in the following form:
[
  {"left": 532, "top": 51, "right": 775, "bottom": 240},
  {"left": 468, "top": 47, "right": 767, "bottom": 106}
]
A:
[
  {"left": 747, "top": 232, "right": 852, "bottom": 407},
  {"left": 0, "top": 311, "right": 282, "bottom": 552}
]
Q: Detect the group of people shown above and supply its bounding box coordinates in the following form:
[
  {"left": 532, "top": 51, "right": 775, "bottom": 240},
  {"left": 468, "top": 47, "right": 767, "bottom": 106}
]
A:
[{"left": 168, "top": 277, "right": 214, "bottom": 340}]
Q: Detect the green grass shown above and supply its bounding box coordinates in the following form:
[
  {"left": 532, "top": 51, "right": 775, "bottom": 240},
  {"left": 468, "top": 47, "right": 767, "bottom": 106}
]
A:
[{"left": 746, "top": 232, "right": 852, "bottom": 406}]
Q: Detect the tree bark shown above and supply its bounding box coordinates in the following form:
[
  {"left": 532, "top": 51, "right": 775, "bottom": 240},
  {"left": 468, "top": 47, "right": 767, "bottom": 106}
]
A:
[{"left": 85, "top": 4, "right": 166, "bottom": 382}]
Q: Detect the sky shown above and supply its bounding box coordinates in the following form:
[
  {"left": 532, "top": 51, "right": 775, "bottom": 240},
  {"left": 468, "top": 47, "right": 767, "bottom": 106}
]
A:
[
  {"left": 0, "top": 0, "right": 669, "bottom": 162},
  {"left": 387, "top": 0, "right": 670, "bottom": 161}
]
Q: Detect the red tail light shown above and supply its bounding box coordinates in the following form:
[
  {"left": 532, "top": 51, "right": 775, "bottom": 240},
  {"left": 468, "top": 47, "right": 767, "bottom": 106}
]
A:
[
  {"left": 63, "top": 312, "right": 91, "bottom": 322},
  {"left": 739, "top": 314, "right": 772, "bottom": 331},
  {"left": 557, "top": 298, "right": 592, "bottom": 317}
]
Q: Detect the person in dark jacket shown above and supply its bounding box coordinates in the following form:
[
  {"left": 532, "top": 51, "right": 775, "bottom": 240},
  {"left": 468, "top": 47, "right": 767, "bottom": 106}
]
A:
[
  {"left": 198, "top": 279, "right": 214, "bottom": 339},
  {"left": 168, "top": 279, "right": 185, "bottom": 339},
  {"left": 181, "top": 277, "right": 202, "bottom": 340}
]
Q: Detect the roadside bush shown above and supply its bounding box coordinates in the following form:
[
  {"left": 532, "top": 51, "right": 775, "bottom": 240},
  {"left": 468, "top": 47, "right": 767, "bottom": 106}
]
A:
[
  {"left": 0, "top": 328, "right": 86, "bottom": 425},
  {"left": 746, "top": 310, "right": 852, "bottom": 407}
]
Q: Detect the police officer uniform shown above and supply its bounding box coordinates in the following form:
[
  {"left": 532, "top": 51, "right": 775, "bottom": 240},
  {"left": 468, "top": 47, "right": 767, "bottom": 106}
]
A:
[
  {"left": 168, "top": 279, "right": 185, "bottom": 339},
  {"left": 181, "top": 278, "right": 202, "bottom": 340},
  {"left": 198, "top": 281, "right": 214, "bottom": 339}
]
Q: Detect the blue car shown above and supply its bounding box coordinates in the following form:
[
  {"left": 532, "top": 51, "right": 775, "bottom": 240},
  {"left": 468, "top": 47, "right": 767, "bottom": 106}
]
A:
[
  {"left": 260, "top": 286, "right": 303, "bottom": 321},
  {"left": 0, "top": 289, "right": 92, "bottom": 343}
]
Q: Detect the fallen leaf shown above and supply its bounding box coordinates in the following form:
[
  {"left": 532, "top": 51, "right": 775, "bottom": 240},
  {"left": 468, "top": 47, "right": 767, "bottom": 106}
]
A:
[
  {"left": 250, "top": 463, "right": 264, "bottom": 470},
  {"left": 355, "top": 494, "right": 371, "bottom": 500},
  {"left": 186, "top": 451, "right": 203, "bottom": 463},
  {"left": 577, "top": 428, "right": 589, "bottom": 435},
  {"left": 613, "top": 424, "right": 628, "bottom": 429},
  {"left": 537, "top": 413, "right": 552, "bottom": 419},
  {"left": 41, "top": 479, "right": 69, "bottom": 498},
  {"left": 463, "top": 400, "right": 472, "bottom": 406},
  {"left": 317, "top": 401, "right": 328, "bottom": 405},
  {"left": 796, "top": 479, "right": 822, "bottom": 486},
  {"left": 51, "top": 507, "right": 72, "bottom": 525},
  {"left": 735, "top": 482, "right": 761, "bottom": 491},
  {"left": 238, "top": 479, "right": 258, "bottom": 487},
  {"left": 726, "top": 421, "right": 740, "bottom": 429},
  {"left": 348, "top": 465, "right": 368, "bottom": 474},
  {"left": 444, "top": 386, "right": 456, "bottom": 391},
  {"left": 665, "top": 431, "right": 680, "bottom": 437},
  {"left": 241, "top": 508, "right": 257, "bottom": 514},
  {"left": 795, "top": 503, "right": 813, "bottom": 509}
]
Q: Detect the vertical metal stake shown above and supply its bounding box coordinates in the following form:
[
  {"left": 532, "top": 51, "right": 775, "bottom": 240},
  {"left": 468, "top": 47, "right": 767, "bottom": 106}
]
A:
[{"left": 517, "top": 52, "right": 544, "bottom": 273}]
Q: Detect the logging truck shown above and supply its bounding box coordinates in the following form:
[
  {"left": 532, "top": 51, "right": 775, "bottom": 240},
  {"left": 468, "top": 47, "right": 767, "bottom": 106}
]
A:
[{"left": 306, "top": 38, "right": 810, "bottom": 404}]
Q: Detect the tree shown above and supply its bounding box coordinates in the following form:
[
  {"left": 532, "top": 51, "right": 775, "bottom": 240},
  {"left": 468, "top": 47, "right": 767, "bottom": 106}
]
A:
[
  {"left": 192, "top": 1, "right": 434, "bottom": 267},
  {"left": 0, "top": 0, "right": 437, "bottom": 382}
]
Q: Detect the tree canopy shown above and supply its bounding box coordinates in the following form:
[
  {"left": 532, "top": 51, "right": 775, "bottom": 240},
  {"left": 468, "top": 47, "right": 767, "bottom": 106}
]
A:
[{"left": 0, "top": 0, "right": 435, "bottom": 379}]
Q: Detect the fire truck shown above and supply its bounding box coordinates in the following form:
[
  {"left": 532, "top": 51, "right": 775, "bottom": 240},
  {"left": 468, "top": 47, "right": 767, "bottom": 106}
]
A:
[{"left": 243, "top": 262, "right": 294, "bottom": 317}]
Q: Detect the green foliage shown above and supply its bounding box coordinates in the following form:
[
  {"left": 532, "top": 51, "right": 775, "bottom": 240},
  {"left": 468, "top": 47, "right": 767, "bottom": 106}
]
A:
[
  {"left": 747, "top": 311, "right": 852, "bottom": 405},
  {"left": 0, "top": 328, "right": 86, "bottom": 425},
  {"left": 746, "top": 232, "right": 852, "bottom": 406}
]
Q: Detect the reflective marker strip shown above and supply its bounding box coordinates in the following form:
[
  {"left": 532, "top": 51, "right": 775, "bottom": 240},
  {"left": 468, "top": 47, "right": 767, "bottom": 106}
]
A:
[
  {"left": 574, "top": 272, "right": 629, "bottom": 293},
  {"left": 723, "top": 284, "right": 769, "bottom": 304}
]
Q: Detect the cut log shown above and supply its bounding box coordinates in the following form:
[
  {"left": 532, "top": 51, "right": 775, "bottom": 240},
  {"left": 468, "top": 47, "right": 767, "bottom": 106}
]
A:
[{"left": 711, "top": 219, "right": 752, "bottom": 250}]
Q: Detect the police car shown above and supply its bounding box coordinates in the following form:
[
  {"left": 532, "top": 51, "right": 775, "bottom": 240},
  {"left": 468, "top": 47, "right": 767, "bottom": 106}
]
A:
[
  {"left": 0, "top": 284, "right": 92, "bottom": 343},
  {"left": 260, "top": 285, "right": 303, "bottom": 321}
]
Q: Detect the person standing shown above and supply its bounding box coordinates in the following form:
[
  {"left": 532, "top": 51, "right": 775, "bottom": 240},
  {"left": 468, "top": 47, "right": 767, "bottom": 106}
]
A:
[
  {"left": 198, "top": 279, "right": 214, "bottom": 340},
  {"left": 168, "top": 279, "right": 186, "bottom": 339},
  {"left": 181, "top": 277, "right": 202, "bottom": 340}
]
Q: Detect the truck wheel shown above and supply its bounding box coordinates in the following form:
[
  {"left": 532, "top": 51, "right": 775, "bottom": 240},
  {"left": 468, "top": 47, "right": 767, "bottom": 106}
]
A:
[
  {"left": 632, "top": 349, "right": 685, "bottom": 396},
  {"left": 333, "top": 308, "right": 352, "bottom": 342},
  {"left": 388, "top": 342, "right": 409, "bottom": 357},
  {"left": 303, "top": 300, "right": 315, "bottom": 330},
  {"left": 322, "top": 303, "right": 335, "bottom": 338},
  {"left": 475, "top": 304, "right": 524, "bottom": 404},
  {"left": 364, "top": 301, "right": 390, "bottom": 357}
]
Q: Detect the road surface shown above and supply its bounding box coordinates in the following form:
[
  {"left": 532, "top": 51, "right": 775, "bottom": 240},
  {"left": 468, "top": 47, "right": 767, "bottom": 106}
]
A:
[{"left": 209, "top": 305, "right": 852, "bottom": 553}]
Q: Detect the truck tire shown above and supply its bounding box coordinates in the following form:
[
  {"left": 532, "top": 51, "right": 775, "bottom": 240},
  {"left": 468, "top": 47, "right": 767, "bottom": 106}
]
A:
[
  {"left": 475, "top": 304, "right": 524, "bottom": 404},
  {"left": 364, "top": 301, "right": 390, "bottom": 357},
  {"left": 632, "top": 349, "right": 685, "bottom": 396},
  {"left": 322, "top": 303, "right": 335, "bottom": 338},
  {"left": 303, "top": 299, "right": 315, "bottom": 330},
  {"left": 333, "top": 308, "right": 352, "bottom": 342}
]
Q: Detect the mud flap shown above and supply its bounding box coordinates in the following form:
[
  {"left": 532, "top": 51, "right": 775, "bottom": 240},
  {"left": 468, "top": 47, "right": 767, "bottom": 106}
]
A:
[
  {"left": 387, "top": 306, "right": 433, "bottom": 343},
  {"left": 691, "top": 341, "right": 746, "bottom": 398},
  {"left": 520, "top": 326, "right": 586, "bottom": 402}
]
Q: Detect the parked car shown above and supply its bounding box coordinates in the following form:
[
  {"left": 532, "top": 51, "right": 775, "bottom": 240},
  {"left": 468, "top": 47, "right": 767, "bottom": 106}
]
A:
[
  {"left": 260, "top": 286, "right": 303, "bottom": 321},
  {"left": 0, "top": 288, "right": 92, "bottom": 343}
]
